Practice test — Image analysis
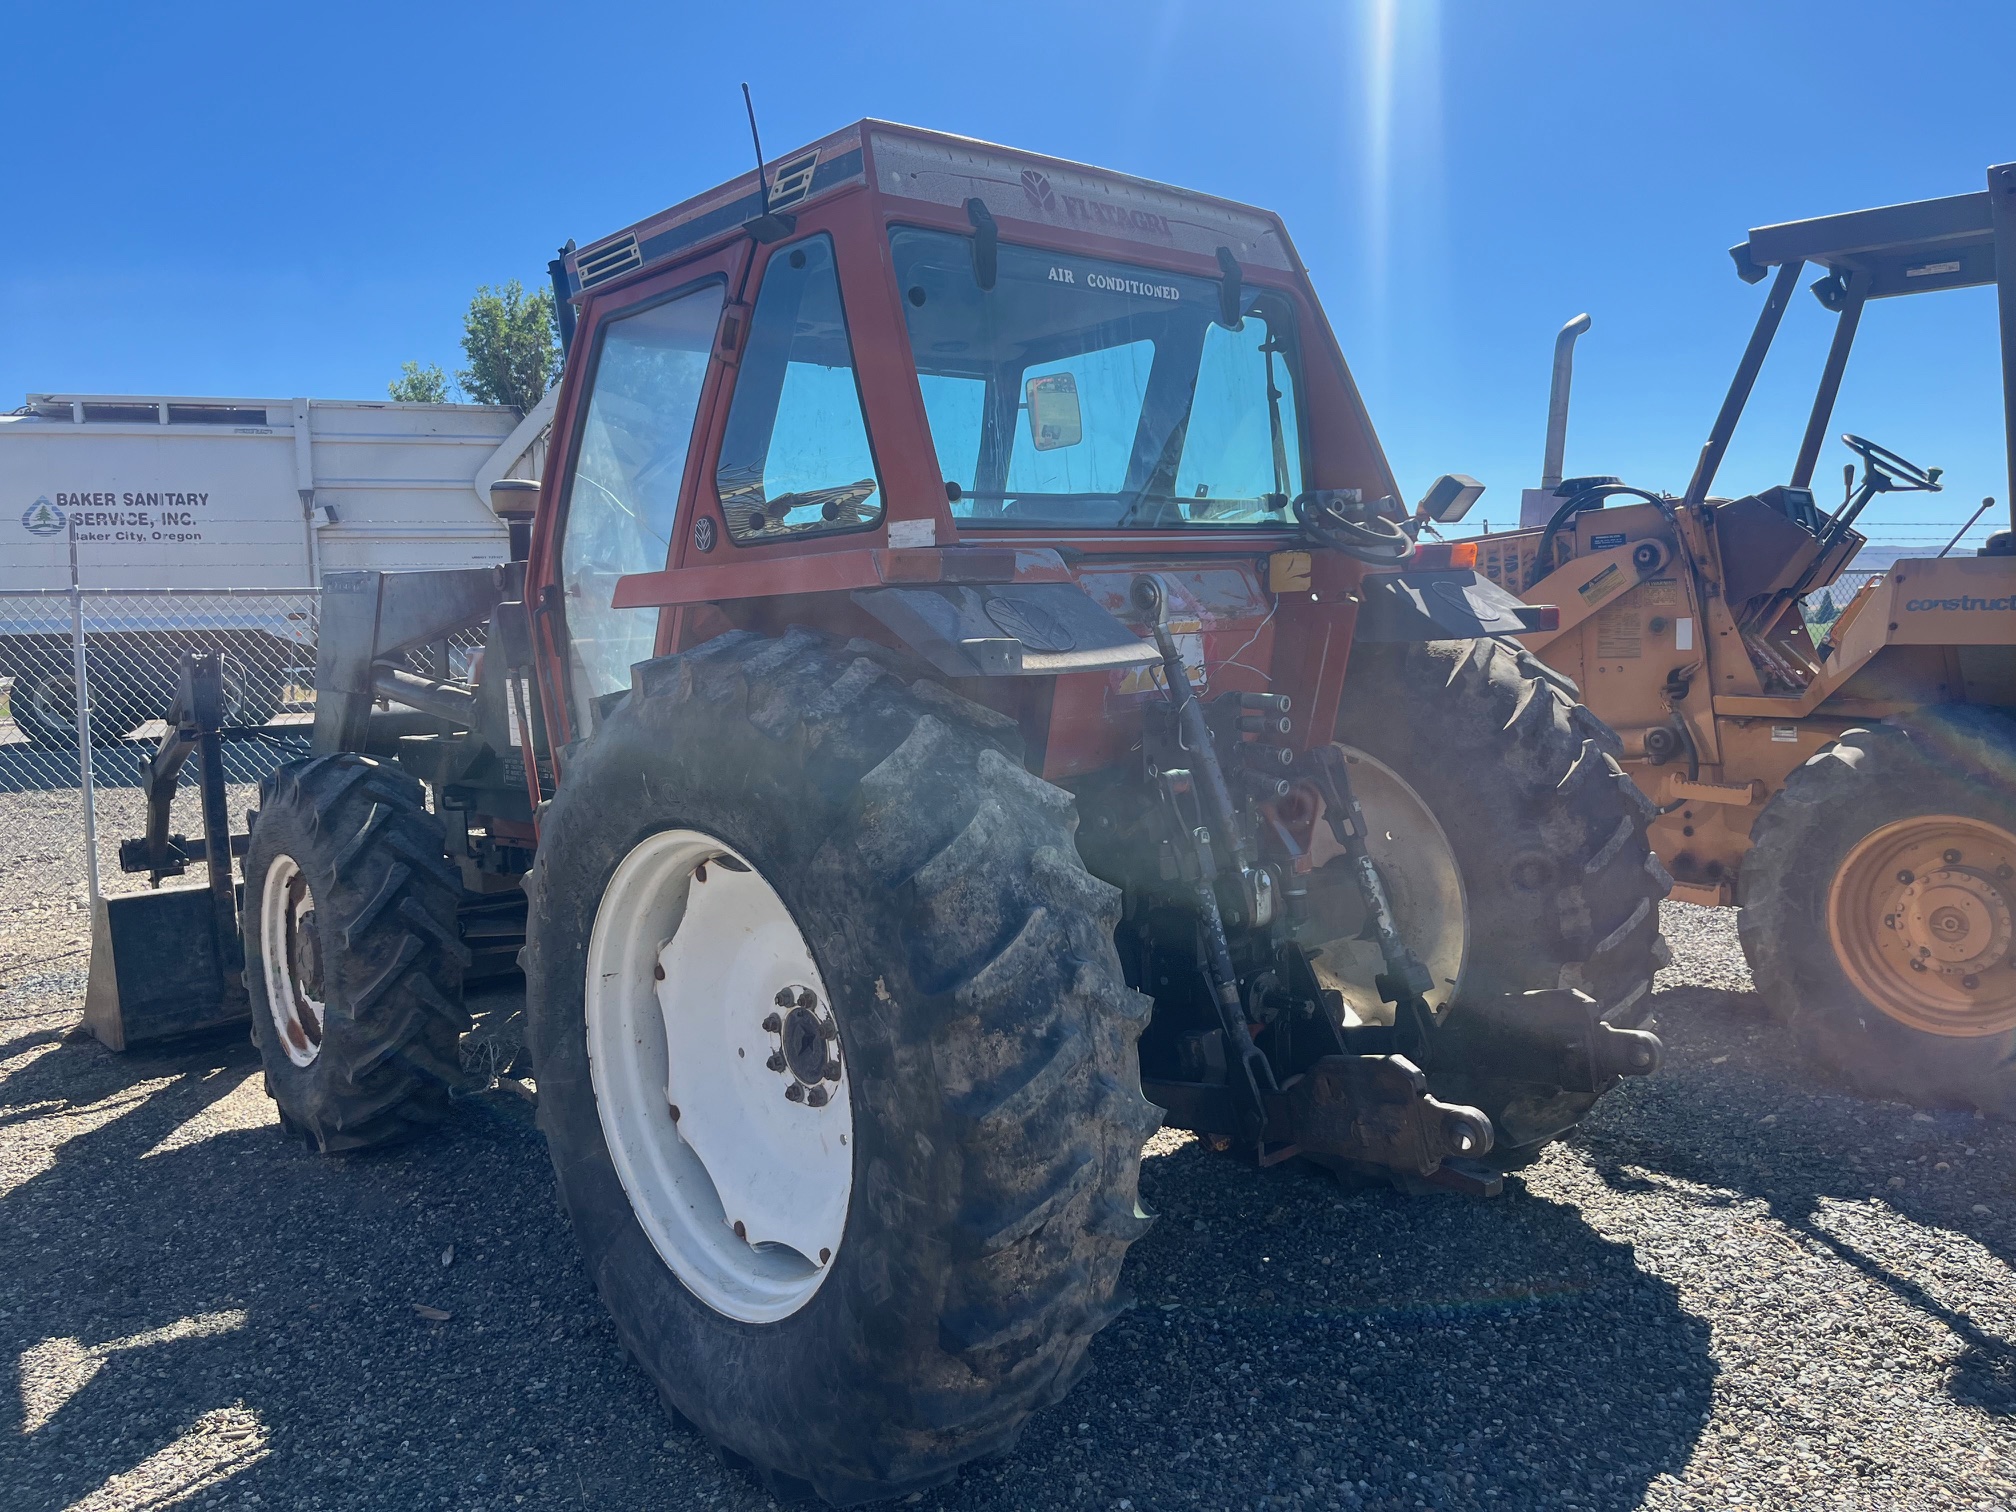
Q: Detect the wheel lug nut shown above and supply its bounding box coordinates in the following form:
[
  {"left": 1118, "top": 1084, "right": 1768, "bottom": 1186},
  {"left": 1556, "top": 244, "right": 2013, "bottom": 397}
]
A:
[
  {"left": 805, "top": 1086, "right": 829, "bottom": 1108},
  {"left": 822, "top": 1059, "right": 842, "bottom": 1082},
  {"left": 775, "top": 988, "right": 796, "bottom": 1008},
  {"left": 733, "top": 1220, "right": 746, "bottom": 1240},
  {"left": 785, "top": 1084, "right": 806, "bottom": 1103},
  {"left": 1944, "top": 849, "right": 1963, "bottom": 865},
  {"left": 1897, "top": 869, "right": 1914, "bottom": 884},
  {"left": 762, "top": 1012, "right": 782, "bottom": 1033},
  {"left": 1910, "top": 958, "right": 1928, "bottom": 972},
  {"left": 1964, "top": 975, "right": 1980, "bottom": 989},
  {"left": 766, "top": 1052, "right": 788, "bottom": 1073},
  {"left": 819, "top": 1020, "right": 838, "bottom": 1041},
  {"left": 797, "top": 988, "right": 818, "bottom": 1011}
]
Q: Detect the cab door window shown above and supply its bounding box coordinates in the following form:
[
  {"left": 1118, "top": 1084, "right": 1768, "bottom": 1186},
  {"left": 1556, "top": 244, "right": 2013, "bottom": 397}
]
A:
[
  {"left": 715, "top": 234, "right": 882, "bottom": 543},
  {"left": 560, "top": 280, "right": 724, "bottom": 706}
]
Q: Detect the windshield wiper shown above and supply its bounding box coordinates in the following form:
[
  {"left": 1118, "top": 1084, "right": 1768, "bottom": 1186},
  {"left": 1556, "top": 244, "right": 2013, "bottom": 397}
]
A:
[{"left": 1260, "top": 330, "right": 1292, "bottom": 502}]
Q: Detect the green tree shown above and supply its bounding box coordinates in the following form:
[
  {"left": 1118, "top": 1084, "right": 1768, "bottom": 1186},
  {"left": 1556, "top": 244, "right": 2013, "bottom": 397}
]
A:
[
  {"left": 388, "top": 360, "right": 451, "bottom": 403},
  {"left": 459, "top": 280, "right": 560, "bottom": 412}
]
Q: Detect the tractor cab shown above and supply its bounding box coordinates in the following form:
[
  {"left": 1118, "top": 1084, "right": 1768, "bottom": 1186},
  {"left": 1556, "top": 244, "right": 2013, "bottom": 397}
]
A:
[{"left": 526, "top": 120, "right": 1445, "bottom": 775}]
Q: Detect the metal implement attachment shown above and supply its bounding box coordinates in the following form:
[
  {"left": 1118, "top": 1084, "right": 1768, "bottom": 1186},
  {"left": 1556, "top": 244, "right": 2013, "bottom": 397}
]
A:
[
  {"left": 83, "top": 652, "right": 252, "bottom": 1049},
  {"left": 1303, "top": 743, "right": 1439, "bottom": 1057},
  {"left": 1280, "top": 1054, "right": 1493, "bottom": 1176}
]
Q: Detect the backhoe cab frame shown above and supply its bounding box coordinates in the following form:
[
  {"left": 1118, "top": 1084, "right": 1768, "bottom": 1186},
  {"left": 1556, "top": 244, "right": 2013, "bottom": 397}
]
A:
[{"left": 1489, "top": 161, "right": 2016, "bottom": 904}]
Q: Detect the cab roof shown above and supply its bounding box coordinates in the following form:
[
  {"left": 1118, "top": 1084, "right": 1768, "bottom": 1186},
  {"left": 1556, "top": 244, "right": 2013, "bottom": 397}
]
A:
[{"left": 562, "top": 120, "right": 1298, "bottom": 300}]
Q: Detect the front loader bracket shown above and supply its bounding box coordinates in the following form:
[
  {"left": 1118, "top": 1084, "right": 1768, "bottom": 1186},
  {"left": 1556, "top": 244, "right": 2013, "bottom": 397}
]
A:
[{"left": 84, "top": 652, "right": 252, "bottom": 1050}]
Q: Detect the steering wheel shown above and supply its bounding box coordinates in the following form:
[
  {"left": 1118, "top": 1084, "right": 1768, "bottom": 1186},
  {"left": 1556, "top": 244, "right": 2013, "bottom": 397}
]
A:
[
  {"left": 1291, "top": 490, "right": 1413, "bottom": 564},
  {"left": 1842, "top": 434, "right": 1942, "bottom": 493}
]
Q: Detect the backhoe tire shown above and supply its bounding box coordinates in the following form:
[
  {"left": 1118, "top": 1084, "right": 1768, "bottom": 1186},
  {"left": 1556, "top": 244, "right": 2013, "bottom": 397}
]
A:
[
  {"left": 522, "top": 629, "right": 1160, "bottom": 1505},
  {"left": 244, "top": 753, "right": 470, "bottom": 1152},
  {"left": 1334, "top": 638, "right": 1669, "bottom": 1162},
  {"left": 1740, "top": 709, "right": 2016, "bottom": 1115}
]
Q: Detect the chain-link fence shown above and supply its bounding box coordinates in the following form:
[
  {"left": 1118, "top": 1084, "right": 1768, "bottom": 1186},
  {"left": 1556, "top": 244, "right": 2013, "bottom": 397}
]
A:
[
  {"left": 0, "top": 588, "right": 321, "bottom": 911},
  {"left": 1807, "top": 569, "right": 1883, "bottom": 616}
]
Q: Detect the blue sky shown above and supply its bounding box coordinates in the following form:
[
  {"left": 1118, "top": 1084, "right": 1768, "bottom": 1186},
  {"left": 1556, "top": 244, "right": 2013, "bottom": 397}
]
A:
[{"left": 3, "top": 1, "right": 2012, "bottom": 548}]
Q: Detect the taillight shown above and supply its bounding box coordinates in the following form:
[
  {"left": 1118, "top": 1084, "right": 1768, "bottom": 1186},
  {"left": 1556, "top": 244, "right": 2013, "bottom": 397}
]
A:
[{"left": 1411, "top": 541, "right": 1479, "bottom": 570}]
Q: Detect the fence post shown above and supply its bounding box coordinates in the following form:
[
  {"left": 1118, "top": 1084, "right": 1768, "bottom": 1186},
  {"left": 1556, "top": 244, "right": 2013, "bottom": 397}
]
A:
[{"left": 67, "top": 524, "right": 101, "bottom": 911}]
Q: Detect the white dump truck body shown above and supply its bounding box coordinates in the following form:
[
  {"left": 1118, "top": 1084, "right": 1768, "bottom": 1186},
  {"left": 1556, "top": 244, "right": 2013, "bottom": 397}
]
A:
[
  {"left": 0, "top": 393, "right": 551, "bottom": 739},
  {"left": 2, "top": 393, "right": 551, "bottom": 598}
]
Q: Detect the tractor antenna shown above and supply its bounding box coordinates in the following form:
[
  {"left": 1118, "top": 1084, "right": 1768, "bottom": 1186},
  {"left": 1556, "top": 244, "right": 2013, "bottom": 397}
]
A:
[
  {"left": 742, "top": 83, "right": 772, "bottom": 214},
  {"left": 738, "top": 84, "right": 797, "bottom": 242}
]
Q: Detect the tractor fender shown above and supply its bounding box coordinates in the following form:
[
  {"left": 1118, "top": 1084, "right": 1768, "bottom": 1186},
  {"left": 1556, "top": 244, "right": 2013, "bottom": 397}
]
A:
[
  {"left": 851, "top": 581, "right": 1159, "bottom": 678},
  {"left": 1352, "top": 568, "right": 1553, "bottom": 642}
]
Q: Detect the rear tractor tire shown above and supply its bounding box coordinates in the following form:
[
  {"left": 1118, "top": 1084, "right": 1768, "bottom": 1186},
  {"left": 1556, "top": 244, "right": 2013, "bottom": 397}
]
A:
[
  {"left": 522, "top": 630, "right": 1160, "bottom": 1504},
  {"left": 1740, "top": 709, "right": 2016, "bottom": 1115},
  {"left": 244, "top": 752, "right": 471, "bottom": 1151},
  {"left": 1321, "top": 639, "right": 1670, "bottom": 1162}
]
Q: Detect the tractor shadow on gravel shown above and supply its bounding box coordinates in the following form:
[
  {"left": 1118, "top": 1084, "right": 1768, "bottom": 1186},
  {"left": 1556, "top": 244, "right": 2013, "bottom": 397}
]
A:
[
  {"left": 975, "top": 1131, "right": 1718, "bottom": 1512},
  {"left": 0, "top": 1005, "right": 1718, "bottom": 1512},
  {"left": 1578, "top": 980, "right": 2016, "bottom": 1422}
]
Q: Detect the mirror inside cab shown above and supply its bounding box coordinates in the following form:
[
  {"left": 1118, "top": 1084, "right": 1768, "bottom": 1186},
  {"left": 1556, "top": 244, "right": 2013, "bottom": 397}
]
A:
[
  {"left": 1416, "top": 473, "right": 1484, "bottom": 524},
  {"left": 1026, "top": 373, "right": 1083, "bottom": 451}
]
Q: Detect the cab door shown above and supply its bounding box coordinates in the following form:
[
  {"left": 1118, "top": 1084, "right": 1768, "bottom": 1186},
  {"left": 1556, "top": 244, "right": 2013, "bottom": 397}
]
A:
[{"left": 531, "top": 240, "right": 749, "bottom": 740}]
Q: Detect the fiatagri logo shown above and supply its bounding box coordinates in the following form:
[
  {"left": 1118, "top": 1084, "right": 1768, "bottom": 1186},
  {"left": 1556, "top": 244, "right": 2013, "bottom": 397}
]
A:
[
  {"left": 1019, "top": 166, "right": 1171, "bottom": 239},
  {"left": 21, "top": 497, "right": 65, "bottom": 536}
]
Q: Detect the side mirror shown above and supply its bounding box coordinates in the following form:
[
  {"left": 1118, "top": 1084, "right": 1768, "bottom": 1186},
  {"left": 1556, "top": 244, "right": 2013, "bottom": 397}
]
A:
[
  {"left": 490, "top": 478, "right": 541, "bottom": 518},
  {"left": 1026, "top": 373, "right": 1083, "bottom": 451},
  {"left": 490, "top": 478, "right": 541, "bottom": 564},
  {"left": 1416, "top": 474, "right": 1484, "bottom": 524}
]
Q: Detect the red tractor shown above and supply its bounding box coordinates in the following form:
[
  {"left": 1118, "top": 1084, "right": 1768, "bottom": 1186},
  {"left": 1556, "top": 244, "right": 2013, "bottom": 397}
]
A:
[{"left": 110, "top": 121, "right": 1666, "bottom": 1502}]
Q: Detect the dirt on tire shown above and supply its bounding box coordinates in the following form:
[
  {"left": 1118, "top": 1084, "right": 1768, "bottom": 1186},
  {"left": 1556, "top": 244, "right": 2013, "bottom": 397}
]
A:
[
  {"left": 243, "top": 751, "right": 471, "bottom": 1151},
  {"left": 1739, "top": 706, "right": 2016, "bottom": 1114},
  {"left": 522, "top": 629, "right": 1162, "bottom": 1504},
  {"left": 1335, "top": 637, "right": 1670, "bottom": 1160}
]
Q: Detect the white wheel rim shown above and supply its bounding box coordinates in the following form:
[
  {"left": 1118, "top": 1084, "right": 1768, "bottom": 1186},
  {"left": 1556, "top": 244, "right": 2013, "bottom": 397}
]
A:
[
  {"left": 1305, "top": 745, "right": 1469, "bottom": 1025},
  {"left": 259, "top": 853, "right": 325, "bottom": 1068},
  {"left": 585, "top": 828, "right": 852, "bottom": 1324}
]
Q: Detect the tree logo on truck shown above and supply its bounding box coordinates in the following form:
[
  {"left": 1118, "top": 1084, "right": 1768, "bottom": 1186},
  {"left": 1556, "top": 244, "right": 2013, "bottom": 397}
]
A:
[{"left": 21, "top": 497, "right": 66, "bottom": 537}]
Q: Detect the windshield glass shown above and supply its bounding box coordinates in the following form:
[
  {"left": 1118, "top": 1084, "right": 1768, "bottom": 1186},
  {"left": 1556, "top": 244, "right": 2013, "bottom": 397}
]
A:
[{"left": 890, "top": 227, "right": 1304, "bottom": 528}]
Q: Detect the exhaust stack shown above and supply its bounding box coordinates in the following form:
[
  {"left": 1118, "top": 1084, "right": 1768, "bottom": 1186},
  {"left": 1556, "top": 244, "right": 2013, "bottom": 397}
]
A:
[
  {"left": 1542, "top": 313, "right": 1592, "bottom": 488},
  {"left": 1521, "top": 314, "right": 1593, "bottom": 526}
]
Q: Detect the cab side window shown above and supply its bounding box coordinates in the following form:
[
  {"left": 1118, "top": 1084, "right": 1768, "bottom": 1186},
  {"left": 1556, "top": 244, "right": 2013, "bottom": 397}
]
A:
[
  {"left": 560, "top": 280, "right": 725, "bottom": 709},
  {"left": 715, "top": 235, "right": 882, "bottom": 543}
]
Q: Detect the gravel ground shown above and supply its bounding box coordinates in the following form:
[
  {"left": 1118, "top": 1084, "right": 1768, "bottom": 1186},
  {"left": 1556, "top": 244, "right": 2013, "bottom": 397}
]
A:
[{"left": 3, "top": 773, "right": 2015, "bottom": 1510}]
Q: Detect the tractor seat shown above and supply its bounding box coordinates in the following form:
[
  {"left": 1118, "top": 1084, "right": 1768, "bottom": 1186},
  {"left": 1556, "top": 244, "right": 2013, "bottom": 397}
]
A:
[{"left": 1978, "top": 532, "right": 2016, "bottom": 557}]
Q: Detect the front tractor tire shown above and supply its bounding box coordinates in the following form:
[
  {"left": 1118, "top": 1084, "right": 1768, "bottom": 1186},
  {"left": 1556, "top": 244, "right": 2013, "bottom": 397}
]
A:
[
  {"left": 522, "top": 630, "right": 1160, "bottom": 1504},
  {"left": 1327, "top": 639, "right": 1669, "bottom": 1161},
  {"left": 243, "top": 753, "right": 471, "bottom": 1151},
  {"left": 1740, "top": 709, "right": 2016, "bottom": 1114}
]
